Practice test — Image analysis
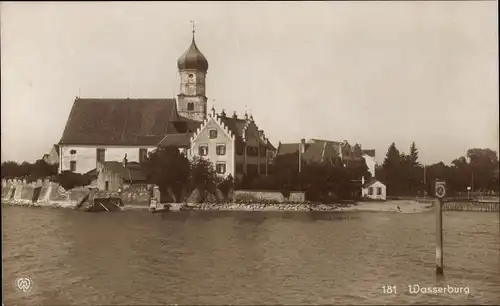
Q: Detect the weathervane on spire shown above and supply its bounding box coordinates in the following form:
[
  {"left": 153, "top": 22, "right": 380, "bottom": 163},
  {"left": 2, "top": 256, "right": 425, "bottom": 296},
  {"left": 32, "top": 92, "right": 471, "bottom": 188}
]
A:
[{"left": 190, "top": 20, "right": 196, "bottom": 37}]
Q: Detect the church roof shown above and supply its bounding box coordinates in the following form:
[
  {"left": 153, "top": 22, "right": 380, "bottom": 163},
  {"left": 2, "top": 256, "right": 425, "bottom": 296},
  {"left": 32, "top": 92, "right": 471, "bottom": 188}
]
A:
[
  {"left": 177, "top": 36, "right": 208, "bottom": 72},
  {"left": 59, "top": 98, "right": 190, "bottom": 146}
]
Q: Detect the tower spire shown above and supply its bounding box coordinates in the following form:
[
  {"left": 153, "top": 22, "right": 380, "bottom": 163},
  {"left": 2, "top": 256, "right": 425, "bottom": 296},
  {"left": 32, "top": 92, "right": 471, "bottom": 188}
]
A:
[{"left": 190, "top": 20, "right": 196, "bottom": 39}]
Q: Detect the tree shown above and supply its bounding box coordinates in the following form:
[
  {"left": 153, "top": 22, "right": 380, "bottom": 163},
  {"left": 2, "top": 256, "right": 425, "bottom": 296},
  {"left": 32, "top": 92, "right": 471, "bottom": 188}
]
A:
[
  {"left": 29, "top": 159, "right": 58, "bottom": 180},
  {"left": 1, "top": 161, "right": 23, "bottom": 178},
  {"left": 466, "top": 148, "right": 499, "bottom": 191},
  {"left": 188, "top": 156, "right": 219, "bottom": 201},
  {"left": 408, "top": 142, "right": 420, "bottom": 168},
  {"left": 141, "top": 148, "right": 190, "bottom": 202},
  {"left": 54, "top": 171, "right": 93, "bottom": 190},
  {"left": 382, "top": 143, "right": 404, "bottom": 195}
]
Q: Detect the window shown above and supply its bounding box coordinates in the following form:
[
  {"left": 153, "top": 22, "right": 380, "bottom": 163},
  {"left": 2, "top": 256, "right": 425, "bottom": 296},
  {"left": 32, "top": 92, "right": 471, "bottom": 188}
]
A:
[
  {"left": 209, "top": 129, "right": 217, "bottom": 139},
  {"left": 216, "top": 144, "right": 226, "bottom": 155},
  {"left": 368, "top": 187, "right": 373, "bottom": 195},
  {"left": 377, "top": 187, "right": 382, "bottom": 195},
  {"left": 246, "top": 146, "right": 258, "bottom": 156},
  {"left": 216, "top": 162, "right": 226, "bottom": 174},
  {"left": 70, "top": 149, "right": 77, "bottom": 155},
  {"left": 188, "top": 73, "right": 194, "bottom": 78},
  {"left": 70, "top": 161, "right": 77, "bottom": 172},
  {"left": 105, "top": 181, "right": 109, "bottom": 191},
  {"left": 187, "top": 102, "right": 194, "bottom": 111},
  {"left": 259, "top": 146, "right": 267, "bottom": 157},
  {"left": 259, "top": 163, "right": 266, "bottom": 174},
  {"left": 199, "top": 145, "right": 208, "bottom": 156},
  {"left": 236, "top": 143, "right": 244, "bottom": 155},
  {"left": 236, "top": 163, "right": 243, "bottom": 173},
  {"left": 96, "top": 148, "right": 105, "bottom": 164},
  {"left": 139, "top": 148, "right": 148, "bottom": 163}
]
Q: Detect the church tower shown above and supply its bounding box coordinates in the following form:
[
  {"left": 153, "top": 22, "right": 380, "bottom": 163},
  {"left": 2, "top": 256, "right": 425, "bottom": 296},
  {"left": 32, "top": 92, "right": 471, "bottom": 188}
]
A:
[{"left": 177, "top": 22, "right": 209, "bottom": 122}]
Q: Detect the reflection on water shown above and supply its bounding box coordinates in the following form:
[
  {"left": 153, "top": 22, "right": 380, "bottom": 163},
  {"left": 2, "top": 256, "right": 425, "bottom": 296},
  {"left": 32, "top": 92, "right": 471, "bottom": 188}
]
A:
[{"left": 3, "top": 207, "right": 499, "bottom": 305}]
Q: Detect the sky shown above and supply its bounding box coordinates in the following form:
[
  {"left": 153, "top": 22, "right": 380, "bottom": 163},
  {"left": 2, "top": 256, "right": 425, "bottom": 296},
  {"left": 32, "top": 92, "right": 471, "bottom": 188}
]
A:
[{"left": 1, "top": 1, "right": 498, "bottom": 165}]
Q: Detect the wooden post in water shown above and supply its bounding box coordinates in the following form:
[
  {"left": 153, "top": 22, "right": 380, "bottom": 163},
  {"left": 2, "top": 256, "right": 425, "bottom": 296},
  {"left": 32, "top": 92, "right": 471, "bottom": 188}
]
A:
[{"left": 434, "top": 180, "right": 446, "bottom": 277}]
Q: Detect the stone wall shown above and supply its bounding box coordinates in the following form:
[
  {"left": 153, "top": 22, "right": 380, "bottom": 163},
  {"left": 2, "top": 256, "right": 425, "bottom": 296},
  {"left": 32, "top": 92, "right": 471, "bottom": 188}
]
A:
[
  {"left": 120, "top": 184, "right": 150, "bottom": 206},
  {"left": 234, "top": 189, "right": 306, "bottom": 203},
  {"left": 1, "top": 179, "right": 155, "bottom": 208}
]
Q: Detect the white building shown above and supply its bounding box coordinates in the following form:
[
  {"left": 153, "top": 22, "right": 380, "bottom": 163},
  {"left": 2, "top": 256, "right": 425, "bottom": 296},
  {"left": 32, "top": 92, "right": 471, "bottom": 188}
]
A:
[{"left": 361, "top": 177, "right": 387, "bottom": 201}]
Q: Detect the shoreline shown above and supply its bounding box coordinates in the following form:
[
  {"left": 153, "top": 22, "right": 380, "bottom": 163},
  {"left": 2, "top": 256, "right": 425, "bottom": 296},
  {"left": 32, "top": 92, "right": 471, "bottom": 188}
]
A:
[{"left": 2, "top": 199, "right": 435, "bottom": 214}]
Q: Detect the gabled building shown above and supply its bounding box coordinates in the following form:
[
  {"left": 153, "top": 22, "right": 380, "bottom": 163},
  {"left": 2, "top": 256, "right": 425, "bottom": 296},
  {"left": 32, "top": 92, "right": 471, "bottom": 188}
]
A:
[
  {"left": 42, "top": 144, "right": 60, "bottom": 165},
  {"left": 361, "top": 177, "right": 386, "bottom": 200},
  {"left": 188, "top": 107, "right": 276, "bottom": 182},
  {"left": 275, "top": 138, "right": 374, "bottom": 170}
]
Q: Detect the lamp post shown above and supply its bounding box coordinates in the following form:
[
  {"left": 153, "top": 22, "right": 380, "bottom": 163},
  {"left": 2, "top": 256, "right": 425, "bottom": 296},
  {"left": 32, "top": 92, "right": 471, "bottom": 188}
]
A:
[{"left": 467, "top": 186, "right": 471, "bottom": 200}]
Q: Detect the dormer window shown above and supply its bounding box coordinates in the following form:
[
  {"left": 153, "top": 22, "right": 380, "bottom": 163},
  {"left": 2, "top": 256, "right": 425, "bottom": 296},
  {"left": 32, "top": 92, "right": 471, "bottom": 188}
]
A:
[
  {"left": 187, "top": 103, "right": 194, "bottom": 111},
  {"left": 209, "top": 129, "right": 217, "bottom": 139}
]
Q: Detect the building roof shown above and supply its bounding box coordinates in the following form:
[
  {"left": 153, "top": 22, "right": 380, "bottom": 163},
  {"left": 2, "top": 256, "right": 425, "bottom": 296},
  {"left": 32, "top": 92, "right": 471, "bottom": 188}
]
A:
[
  {"left": 101, "top": 161, "right": 147, "bottom": 182},
  {"left": 308, "top": 139, "right": 342, "bottom": 145},
  {"left": 157, "top": 133, "right": 192, "bottom": 148},
  {"left": 276, "top": 141, "right": 340, "bottom": 164},
  {"left": 363, "top": 178, "right": 385, "bottom": 188},
  {"left": 363, "top": 149, "right": 376, "bottom": 158},
  {"left": 218, "top": 115, "right": 248, "bottom": 140},
  {"left": 59, "top": 98, "right": 190, "bottom": 146},
  {"left": 177, "top": 36, "right": 208, "bottom": 73}
]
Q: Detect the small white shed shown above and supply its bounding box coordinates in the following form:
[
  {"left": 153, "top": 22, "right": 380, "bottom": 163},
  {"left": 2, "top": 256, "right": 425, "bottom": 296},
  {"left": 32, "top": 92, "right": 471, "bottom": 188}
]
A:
[{"left": 361, "top": 178, "right": 387, "bottom": 201}]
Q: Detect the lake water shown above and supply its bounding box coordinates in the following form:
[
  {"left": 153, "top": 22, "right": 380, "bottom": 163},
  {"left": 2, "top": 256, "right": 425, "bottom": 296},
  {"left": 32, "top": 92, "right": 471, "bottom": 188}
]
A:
[{"left": 3, "top": 206, "right": 499, "bottom": 305}]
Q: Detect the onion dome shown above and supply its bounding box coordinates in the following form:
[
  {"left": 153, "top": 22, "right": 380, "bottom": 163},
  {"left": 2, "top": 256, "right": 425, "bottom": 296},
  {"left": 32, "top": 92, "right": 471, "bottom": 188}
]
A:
[{"left": 177, "top": 35, "right": 208, "bottom": 73}]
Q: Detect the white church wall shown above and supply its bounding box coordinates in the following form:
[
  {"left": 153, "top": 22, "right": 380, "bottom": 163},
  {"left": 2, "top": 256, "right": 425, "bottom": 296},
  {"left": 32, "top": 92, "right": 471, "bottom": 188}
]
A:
[{"left": 59, "top": 145, "right": 156, "bottom": 174}]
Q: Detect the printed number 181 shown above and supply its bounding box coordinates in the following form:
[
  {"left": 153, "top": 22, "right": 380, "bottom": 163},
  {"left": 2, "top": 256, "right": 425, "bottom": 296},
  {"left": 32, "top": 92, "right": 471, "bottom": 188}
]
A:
[{"left": 382, "top": 285, "right": 397, "bottom": 294}]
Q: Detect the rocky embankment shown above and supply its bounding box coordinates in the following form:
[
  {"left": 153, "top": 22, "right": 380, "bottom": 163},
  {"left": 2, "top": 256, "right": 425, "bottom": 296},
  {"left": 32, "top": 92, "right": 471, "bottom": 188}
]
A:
[
  {"left": 2, "top": 198, "right": 76, "bottom": 209},
  {"left": 186, "top": 203, "right": 344, "bottom": 212}
]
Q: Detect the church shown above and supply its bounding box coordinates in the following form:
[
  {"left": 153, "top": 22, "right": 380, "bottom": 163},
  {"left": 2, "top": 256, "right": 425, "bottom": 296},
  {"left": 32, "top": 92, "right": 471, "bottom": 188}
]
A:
[{"left": 57, "top": 27, "right": 276, "bottom": 183}]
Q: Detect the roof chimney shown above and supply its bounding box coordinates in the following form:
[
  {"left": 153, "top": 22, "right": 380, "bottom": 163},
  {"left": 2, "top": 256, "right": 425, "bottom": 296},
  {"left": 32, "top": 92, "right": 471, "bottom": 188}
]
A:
[
  {"left": 123, "top": 154, "right": 128, "bottom": 168},
  {"left": 244, "top": 112, "right": 248, "bottom": 120},
  {"left": 301, "top": 138, "right": 306, "bottom": 154},
  {"left": 232, "top": 111, "right": 237, "bottom": 119},
  {"left": 221, "top": 109, "right": 226, "bottom": 118},
  {"left": 250, "top": 114, "right": 254, "bottom": 122}
]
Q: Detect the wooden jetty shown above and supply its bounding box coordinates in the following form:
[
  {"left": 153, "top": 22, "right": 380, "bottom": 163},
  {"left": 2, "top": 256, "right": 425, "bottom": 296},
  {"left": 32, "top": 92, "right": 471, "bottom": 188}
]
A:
[
  {"left": 443, "top": 201, "right": 499, "bottom": 212},
  {"left": 75, "top": 193, "right": 123, "bottom": 212}
]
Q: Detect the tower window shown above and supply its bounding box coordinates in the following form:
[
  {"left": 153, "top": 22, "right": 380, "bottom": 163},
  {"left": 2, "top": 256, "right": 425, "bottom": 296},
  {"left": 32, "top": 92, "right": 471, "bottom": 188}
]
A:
[{"left": 187, "top": 102, "right": 194, "bottom": 111}]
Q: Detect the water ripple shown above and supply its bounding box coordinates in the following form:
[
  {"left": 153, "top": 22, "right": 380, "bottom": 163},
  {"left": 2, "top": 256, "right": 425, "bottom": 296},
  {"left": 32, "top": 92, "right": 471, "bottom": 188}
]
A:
[{"left": 3, "top": 207, "right": 499, "bottom": 305}]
